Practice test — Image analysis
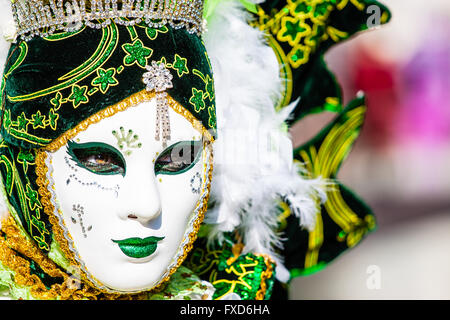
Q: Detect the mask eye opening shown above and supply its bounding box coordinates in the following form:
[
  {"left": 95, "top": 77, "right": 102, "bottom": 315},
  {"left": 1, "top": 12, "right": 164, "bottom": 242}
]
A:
[
  {"left": 66, "top": 140, "right": 127, "bottom": 177},
  {"left": 154, "top": 139, "right": 203, "bottom": 176}
]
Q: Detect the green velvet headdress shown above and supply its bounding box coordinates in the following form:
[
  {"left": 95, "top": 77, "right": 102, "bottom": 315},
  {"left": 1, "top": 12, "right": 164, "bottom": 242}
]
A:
[{"left": 1, "top": 21, "right": 216, "bottom": 149}]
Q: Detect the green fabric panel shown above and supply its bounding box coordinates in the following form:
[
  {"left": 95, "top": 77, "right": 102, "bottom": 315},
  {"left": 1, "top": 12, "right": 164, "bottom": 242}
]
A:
[
  {"left": 280, "top": 181, "right": 375, "bottom": 279},
  {"left": 184, "top": 235, "right": 276, "bottom": 300},
  {"left": 1, "top": 22, "right": 216, "bottom": 149},
  {"left": 251, "top": 0, "right": 391, "bottom": 124},
  {"left": 287, "top": 54, "right": 342, "bottom": 122},
  {"left": 0, "top": 143, "right": 52, "bottom": 252},
  {"left": 279, "top": 97, "right": 376, "bottom": 279}
]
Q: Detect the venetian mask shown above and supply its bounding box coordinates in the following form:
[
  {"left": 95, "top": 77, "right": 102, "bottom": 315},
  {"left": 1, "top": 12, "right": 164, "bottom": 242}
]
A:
[
  {"left": 0, "top": 1, "right": 216, "bottom": 297},
  {"left": 48, "top": 98, "right": 213, "bottom": 292}
]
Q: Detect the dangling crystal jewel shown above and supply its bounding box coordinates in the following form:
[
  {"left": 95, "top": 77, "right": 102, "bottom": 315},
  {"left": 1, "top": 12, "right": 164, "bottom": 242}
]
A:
[{"left": 143, "top": 61, "right": 173, "bottom": 148}]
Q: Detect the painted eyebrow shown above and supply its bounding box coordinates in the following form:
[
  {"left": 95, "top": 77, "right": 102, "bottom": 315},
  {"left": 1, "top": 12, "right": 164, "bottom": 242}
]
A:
[{"left": 66, "top": 140, "right": 127, "bottom": 176}]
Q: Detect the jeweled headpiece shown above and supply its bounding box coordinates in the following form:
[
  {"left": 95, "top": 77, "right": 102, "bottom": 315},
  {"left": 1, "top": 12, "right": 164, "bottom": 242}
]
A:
[{"left": 11, "top": 0, "right": 205, "bottom": 41}]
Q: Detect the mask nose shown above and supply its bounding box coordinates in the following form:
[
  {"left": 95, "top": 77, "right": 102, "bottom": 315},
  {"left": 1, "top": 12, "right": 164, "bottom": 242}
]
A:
[{"left": 117, "top": 172, "right": 162, "bottom": 225}]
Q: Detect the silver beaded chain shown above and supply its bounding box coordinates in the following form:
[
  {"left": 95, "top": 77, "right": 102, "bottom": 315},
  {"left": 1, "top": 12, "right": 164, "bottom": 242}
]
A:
[{"left": 143, "top": 60, "right": 174, "bottom": 148}]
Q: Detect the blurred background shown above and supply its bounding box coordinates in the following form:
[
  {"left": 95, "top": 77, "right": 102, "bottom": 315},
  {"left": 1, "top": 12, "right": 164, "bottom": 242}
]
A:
[{"left": 289, "top": 0, "right": 450, "bottom": 299}]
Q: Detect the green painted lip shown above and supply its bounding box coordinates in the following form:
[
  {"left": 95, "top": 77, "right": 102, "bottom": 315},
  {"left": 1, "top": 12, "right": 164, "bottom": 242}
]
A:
[{"left": 112, "top": 236, "right": 165, "bottom": 259}]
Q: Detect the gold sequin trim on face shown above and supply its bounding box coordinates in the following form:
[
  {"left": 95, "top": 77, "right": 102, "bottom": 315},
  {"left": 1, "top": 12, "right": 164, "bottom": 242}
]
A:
[{"left": 155, "top": 141, "right": 214, "bottom": 291}]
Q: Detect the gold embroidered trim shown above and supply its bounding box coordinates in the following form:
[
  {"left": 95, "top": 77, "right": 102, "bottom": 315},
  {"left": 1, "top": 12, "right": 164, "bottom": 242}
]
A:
[
  {"left": 35, "top": 151, "right": 88, "bottom": 284},
  {"left": 0, "top": 216, "right": 66, "bottom": 299},
  {"left": 255, "top": 254, "right": 275, "bottom": 300},
  {"left": 0, "top": 215, "right": 149, "bottom": 299},
  {"left": 153, "top": 141, "right": 214, "bottom": 291},
  {"left": 167, "top": 97, "right": 214, "bottom": 142},
  {"left": 44, "top": 90, "right": 214, "bottom": 153}
]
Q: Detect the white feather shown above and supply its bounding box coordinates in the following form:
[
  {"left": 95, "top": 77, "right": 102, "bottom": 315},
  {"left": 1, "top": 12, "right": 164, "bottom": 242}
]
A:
[{"left": 203, "top": 0, "right": 327, "bottom": 276}]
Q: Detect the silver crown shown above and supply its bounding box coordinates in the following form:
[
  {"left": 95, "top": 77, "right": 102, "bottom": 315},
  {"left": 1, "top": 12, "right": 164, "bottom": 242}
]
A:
[{"left": 11, "top": 0, "right": 205, "bottom": 41}]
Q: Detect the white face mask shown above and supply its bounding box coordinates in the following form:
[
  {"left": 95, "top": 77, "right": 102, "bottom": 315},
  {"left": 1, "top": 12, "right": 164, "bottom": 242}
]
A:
[{"left": 46, "top": 98, "right": 212, "bottom": 292}]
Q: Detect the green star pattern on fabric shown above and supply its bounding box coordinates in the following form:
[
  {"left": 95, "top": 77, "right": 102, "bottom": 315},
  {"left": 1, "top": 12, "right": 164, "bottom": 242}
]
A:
[
  {"left": 2, "top": 110, "right": 11, "bottom": 130},
  {"left": 289, "top": 45, "right": 310, "bottom": 66},
  {"left": 172, "top": 54, "right": 189, "bottom": 77},
  {"left": 205, "top": 75, "right": 214, "bottom": 100},
  {"left": 31, "top": 110, "right": 45, "bottom": 129},
  {"left": 145, "top": 25, "right": 168, "bottom": 40},
  {"left": 50, "top": 92, "right": 63, "bottom": 110},
  {"left": 48, "top": 108, "right": 59, "bottom": 130},
  {"left": 17, "top": 149, "right": 34, "bottom": 173},
  {"left": 68, "top": 84, "right": 89, "bottom": 108},
  {"left": 92, "top": 67, "right": 119, "bottom": 93},
  {"left": 208, "top": 105, "right": 216, "bottom": 129},
  {"left": 17, "top": 112, "right": 28, "bottom": 131},
  {"left": 122, "top": 39, "right": 153, "bottom": 68},
  {"left": 280, "top": 17, "right": 310, "bottom": 45},
  {"left": 25, "top": 183, "right": 41, "bottom": 211},
  {"left": 189, "top": 88, "right": 206, "bottom": 112}
]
